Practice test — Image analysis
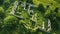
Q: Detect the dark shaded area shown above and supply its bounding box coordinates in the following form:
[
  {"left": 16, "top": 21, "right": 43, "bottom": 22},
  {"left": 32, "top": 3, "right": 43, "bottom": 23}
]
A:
[
  {"left": 36, "top": 28, "right": 50, "bottom": 34},
  {"left": 19, "top": 22, "right": 27, "bottom": 34},
  {"left": 30, "top": 20, "right": 36, "bottom": 27},
  {"left": 30, "top": 11, "right": 34, "bottom": 15},
  {"left": 3, "top": 24, "right": 17, "bottom": 31},
  {"left": 0, "top": 23, "right": 3, "bottom": 31},
  {"left": 0, "top": 0, "right": 4, "bottom": 5},
  {"left": 51, "top": 3, "right": 53, "bottom": 5},
  {"left": 46, "top": 5, "right": 49, "bottom": 8},
  {"left": 20, "top": 0, "right": 24, "bottom": 1},
  {"left": 26, "top": 0, "right": 33, "bottom": 4},
  {"left": 4, "top": 2, "right": 10, "bottom": 10},
  {"left": 51, "top": 20, "right": 59, "bottom": 31},
  {"left": 0, "top": 12, "right": 5, "bottom": 19},
  {"left": 47, "top": 11, "right": 60, "bottom": 31},
  {"left": 38, "top": 4, "right": 45, "bottom": 13},
  {"left": 54, "top": 7, "right": 59, "bottom": 13},
  {"left": 25, "top": 4, "right": 29, "bottom": 9},
  {"left": 10, "top": 0, "right": 15, "bottom": 3}
]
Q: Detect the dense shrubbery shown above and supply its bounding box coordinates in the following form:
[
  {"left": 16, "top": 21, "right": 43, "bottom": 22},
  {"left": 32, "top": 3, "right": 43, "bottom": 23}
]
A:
[
  {"left": 0, "top": 0, "right": 60, "bottom": 34},
  {"left": 4, "top": 16, "right": 18, "bottom": 24},
  {"left": 3, "top": 16, "right": 19, "bottom": 33}
]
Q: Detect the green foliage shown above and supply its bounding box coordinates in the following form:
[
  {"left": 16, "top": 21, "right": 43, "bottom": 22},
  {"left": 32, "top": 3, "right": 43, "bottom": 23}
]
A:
[
  {"left": 0, "top": 7, "right": 5, "bottom": 19},
  {"left": 44, "top": 10, "right": 51, "bottom": 18},
  {"left": 4, "top": 16, "right": 18, "bottom": 24},
  {"left": 54, "top": 0, "right": 60, "bottom": 3},
  {"left": 0, "top": 7, "right": 4, "bottom": 32},
  {"left": 10, "top": 0, "right": 14, "bottom": 3},
  {"left": 4, "top": 16, "right": 19, "bottom": 32},
  {"left": 5, "top": 5, "right": 13, "bottom": 16},
  {"left": 3, "top": 0, "right": 10, "bottom": 10},
  {"left": 0, "top": 0, "right": 60, "bottom": 34}
]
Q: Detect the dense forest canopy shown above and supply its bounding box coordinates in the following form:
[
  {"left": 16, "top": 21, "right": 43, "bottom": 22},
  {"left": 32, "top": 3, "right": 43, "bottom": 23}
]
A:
[{"left": 0, "top": 0, "right": 60, "bottom": 34}]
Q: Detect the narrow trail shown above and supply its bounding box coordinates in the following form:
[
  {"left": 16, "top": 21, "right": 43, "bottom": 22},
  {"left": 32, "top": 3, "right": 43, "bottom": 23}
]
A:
[
  {"left": 10, "top": 1, "right": 51, "bottom": 34},
  {"left": 10, "top": 1, "right": 23, "bottom": 19}
]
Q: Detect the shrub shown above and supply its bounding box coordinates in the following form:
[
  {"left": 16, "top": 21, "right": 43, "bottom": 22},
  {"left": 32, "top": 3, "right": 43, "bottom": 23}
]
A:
[
  {"left": 4, "top": 16, "right": 18, "bottom": 24},
  {"left": 4, "top": 16, "right": 18, "bottom": 31}
]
